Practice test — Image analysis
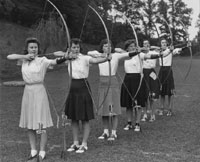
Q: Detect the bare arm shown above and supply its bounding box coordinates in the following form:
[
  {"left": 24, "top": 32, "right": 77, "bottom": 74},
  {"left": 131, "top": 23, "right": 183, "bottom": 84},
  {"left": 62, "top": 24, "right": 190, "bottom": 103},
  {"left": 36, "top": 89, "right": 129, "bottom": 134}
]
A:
[
  {"left": 53, "top": 51, "right": 65, "bottom": 57},
  {"left": 89, "top": 55, "right": 111, "bottom": 64},
  {"left": 7, "top": 54, "right": 34, "bottom": 61},
  {"left": 87, "top": 50, "right": 103, "bottom": 58}
]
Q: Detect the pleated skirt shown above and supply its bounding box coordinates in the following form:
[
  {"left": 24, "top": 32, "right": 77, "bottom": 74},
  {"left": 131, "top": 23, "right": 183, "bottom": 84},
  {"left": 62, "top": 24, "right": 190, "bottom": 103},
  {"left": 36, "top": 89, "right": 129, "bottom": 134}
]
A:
[
  {"left": 19, "top": 84, "right": 53, "bottom": 130},
  {"left": 98, "top": 76, "right": 121, "bottom": 116},
  {"left": 143, "top": 69, "right": 160, "bottom": 99},
  {"left": 65, "top": 79, "right": 94, "bottom": 121},
  {"left": 158, "top": 66, "right": 175, "bottom": 96},
  {"left": 120, "top": 73, "right": 146, "bottom": 108}
]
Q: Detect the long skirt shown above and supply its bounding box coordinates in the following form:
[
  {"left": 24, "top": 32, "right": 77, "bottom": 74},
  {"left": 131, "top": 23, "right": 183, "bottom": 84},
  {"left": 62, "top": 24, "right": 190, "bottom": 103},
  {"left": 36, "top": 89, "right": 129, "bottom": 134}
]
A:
[
  {"left": 98, "top": 76, "right": 121, "bottom": 116},
  {"left": 19, "top": 84, "right": 53, "bottom": 130},
  {"left": 158, "top": 66, "right": 175, "bottom": 96},
  {"left": 121, "top": 73, "right": 146, "bottom": 108},
  {"left": 143, "top": 69, "right": 160, "bottom": 99},
  {"left": 65, "top": 79, "right": 94, "bottom": 121}
]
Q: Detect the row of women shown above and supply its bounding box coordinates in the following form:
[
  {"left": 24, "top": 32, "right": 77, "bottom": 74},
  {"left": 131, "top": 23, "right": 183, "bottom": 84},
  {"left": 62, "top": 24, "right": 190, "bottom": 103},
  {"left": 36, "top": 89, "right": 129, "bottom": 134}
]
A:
[{"left": 7, "top": 37, "right": 183, "bottom": 161}]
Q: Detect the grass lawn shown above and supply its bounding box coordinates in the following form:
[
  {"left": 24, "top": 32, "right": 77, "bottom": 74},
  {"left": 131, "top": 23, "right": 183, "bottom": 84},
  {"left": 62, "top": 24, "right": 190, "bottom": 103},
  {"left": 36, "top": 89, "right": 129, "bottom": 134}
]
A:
[{"left": 1, "top": 57, "right": 200, "bottom": 162}]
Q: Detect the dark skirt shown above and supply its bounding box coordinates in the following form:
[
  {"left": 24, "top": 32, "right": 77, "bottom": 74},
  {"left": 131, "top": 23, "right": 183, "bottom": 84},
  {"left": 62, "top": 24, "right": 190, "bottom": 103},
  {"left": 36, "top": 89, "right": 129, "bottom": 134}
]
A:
[
  {"left": 120, "top": 73, "right": 146, "bottom": 108},
  {"left": 158, "top": 66, "right": 175, "bottom": 96},
  {"left": 143, "top": 69, "right": 160, "bottom": 99},
  {"left": 65, "top": 79, "right": 94, "bottom": 121}
]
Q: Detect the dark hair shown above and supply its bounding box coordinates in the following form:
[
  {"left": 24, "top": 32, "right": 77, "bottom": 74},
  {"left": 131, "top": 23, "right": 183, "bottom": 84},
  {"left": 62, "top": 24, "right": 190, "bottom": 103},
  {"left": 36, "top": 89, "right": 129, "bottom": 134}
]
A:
[
  {"left": 64, "top": 38, "right": 82, "bottom": 52},
  {"left": 124, "top": 39, "right": 136, "bottom": 51},
  {"left": 160, "top": 38, "right": 169, "bottom": 46},
  {"left": 143, "top": 39, "right": 149, "bottom": 44},
  {"left": 98, "top": 39, "right": 114, "bottom": 53},
  {"left": 23, "top": 37, "right": 41, "bottom": 54}
]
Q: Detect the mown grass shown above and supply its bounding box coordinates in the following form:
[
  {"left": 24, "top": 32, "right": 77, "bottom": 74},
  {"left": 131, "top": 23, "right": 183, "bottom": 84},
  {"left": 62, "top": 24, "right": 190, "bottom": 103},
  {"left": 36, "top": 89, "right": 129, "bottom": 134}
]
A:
[{"left": 1, "top": 57, "right": 200, "bottom": 162}]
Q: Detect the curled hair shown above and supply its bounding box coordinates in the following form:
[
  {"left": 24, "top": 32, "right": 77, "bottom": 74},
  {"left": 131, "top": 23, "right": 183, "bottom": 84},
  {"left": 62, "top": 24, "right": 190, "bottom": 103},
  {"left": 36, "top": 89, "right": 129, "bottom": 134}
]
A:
[
  {"left": 160, "top": 37, "right": 169, "bottom": 46},
  {"left": 23, "top": 37, "right": 41, "bottom": 54},
  {"left": 98, "top": 39, "right": 114, "bottom": 53},
  {"left": 64, "top": 38, "right": 82, "bottom": 52},
  {"left": 124, "top": 39, "right": 136, "bottom": 51}
]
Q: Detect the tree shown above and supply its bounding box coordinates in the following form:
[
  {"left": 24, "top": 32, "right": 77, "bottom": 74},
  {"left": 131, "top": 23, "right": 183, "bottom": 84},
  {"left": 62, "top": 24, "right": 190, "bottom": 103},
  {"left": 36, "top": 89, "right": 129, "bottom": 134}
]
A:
[
  {"left": 140, "top": 0, "right": 159, "bottom": 40},
  {"left": 156, "top": 0, "right": 192, "bottom": 46}
]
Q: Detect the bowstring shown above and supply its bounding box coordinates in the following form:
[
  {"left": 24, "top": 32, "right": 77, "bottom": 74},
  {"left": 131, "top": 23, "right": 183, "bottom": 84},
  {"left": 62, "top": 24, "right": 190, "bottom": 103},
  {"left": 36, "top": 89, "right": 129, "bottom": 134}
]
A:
[{"left": 79, "top": 4, "right": 99, "bottom": 114}]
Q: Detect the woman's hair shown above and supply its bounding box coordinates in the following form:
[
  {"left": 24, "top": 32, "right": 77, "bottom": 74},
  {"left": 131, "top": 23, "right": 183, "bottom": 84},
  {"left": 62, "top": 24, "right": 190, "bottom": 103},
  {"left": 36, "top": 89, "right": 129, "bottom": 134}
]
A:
[
  {"left": 98, "top": 39, "right": 114, "bottom": 53},
  {"left": 64, "top": 38, "right": 82, "bottom": 52},
  {"left": 124, "top": 39, "right": 136, "bottom": 51},
  {"left": 23, "top": 37, "right": 41, "bottom": 54},
  {"left": 160, "top": 38, "right": 169, "bottom": 45}
]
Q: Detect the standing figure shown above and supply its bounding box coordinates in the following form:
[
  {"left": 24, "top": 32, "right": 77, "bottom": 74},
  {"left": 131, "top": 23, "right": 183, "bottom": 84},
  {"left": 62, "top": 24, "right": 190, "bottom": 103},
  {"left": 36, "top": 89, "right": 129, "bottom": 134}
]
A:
[
  {"left": 158, "top": 38, "right": 182, "bottom": 116},
  {"left": 88, "top": 39, "right": 142, "bottom": 140},
  {"left": 120, "top": 39, "right": 145, "bottom": 131},
  {"left": 7, "top": 37, "right": 68, "bottom": 161},
  {"left": 141, "top": 40, "right": 160, "bottom": 122},
  {"left": 55, "top": 38, "right": 110, "bottom": 153}
]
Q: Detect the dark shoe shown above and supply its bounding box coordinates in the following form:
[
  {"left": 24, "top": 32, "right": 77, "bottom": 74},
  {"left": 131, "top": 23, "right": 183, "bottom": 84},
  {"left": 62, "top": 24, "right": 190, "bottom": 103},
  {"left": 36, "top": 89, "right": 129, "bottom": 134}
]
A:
[
  {"left": 107, "top": 134, "right": 117, "bottom": 141},
  {"left": 166, "top": 110, "right": 172, "bottom": 116},
  {"left": 134, "top": 124, "right": 141, "bottom": 132},
  {"left": 37, "top": 155, "right": 46, "bottom": 162},
  {"left": 98, "top": 133, "right": 109, "bottom": 140},
  {"left": 67, "top": 144, "right": 80, "bottom": 152},
  {"left": 123, "top": 124, "right": 133, "bottom": 130},
  {"left": 75, "top": 145, "right": 88, "bottom": 153},
  {"left": 27, "top": 154, "right": 37, "bottom": 161}
]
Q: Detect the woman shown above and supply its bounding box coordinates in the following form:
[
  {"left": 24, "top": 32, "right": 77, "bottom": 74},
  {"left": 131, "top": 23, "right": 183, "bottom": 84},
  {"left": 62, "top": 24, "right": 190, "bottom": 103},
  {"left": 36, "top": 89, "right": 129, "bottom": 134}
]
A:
[
  {"left": 158, "top": 38, "right": 182, "bottom": 116},
  {"left": 141, "top": 40, "right": 160, "bottom": 122},
  {"left": 120, "top": 39, "right": 146, "bottom": 131},
  {"left": 55, "top": 38, "right": 110, "bottom": 153},
  {"left": 7, "top": 37, "right": 68, "bottom": 161},
  {"left": 88, "top": 39, "right": 142, "bottom": 140}
]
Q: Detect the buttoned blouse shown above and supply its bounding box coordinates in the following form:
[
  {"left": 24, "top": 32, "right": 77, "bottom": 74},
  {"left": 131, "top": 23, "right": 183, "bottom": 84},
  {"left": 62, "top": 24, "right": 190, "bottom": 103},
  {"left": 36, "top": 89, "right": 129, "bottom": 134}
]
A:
[
  {"left": 141, "top": 51, "right": 158, "bottom": 69},
  {"left": 124, "top": 55, "right": 141, "bottom": 73},
  {"left": 98, "top": 52, "right": 129, "bottom": 76},
  {"left": 21, "top": 56, "right": 53, "bottom": 84},
  {"left": 67, "top": 54, "right": 91, "bottom": 79}
]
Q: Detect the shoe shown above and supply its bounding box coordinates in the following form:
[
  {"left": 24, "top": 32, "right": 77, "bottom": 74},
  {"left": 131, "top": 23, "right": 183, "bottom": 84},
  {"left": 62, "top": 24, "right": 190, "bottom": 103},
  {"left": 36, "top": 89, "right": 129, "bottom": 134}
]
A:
[
  {"left": 134, "top": 125, "right": 141, "bottom": 132},
  {"left": 158, "top": 110, "right": 163, "bottom": 116},
  {"left": 107, "top": 134, "right": 117, "bottom": 141},
  {"left": 67, "top": 144, "right": 80, "bottom": 152},
  {"left": 27, "top": 154, "right": 37, "bottom": 161},
  {"left": 141, "top": 114, "right": 147, "bottom": 121},
  {"left": 75, "top": 145, "right": 88, "bottom": 153},
  {"left": 98, "top": 133, "right": 109, "bottom": 139},
  {"left": 149, "top": 115, "right": 155, "bottom": 122},
  {"left": 166, "top": 111, "right": 172, "bottom": 116},
  {"left": 37, "top": 155, "right": 46, "bottom": 162},
  {"left": 123, "top": 124, "right": 133, "bottom": 130}
]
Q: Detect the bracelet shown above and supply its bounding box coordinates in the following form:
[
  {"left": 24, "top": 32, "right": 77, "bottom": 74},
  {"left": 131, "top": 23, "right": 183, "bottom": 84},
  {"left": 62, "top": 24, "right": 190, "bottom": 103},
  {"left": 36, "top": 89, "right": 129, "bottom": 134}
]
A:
[
  {"left": 56, "top": 57, "right": 67, "bottom": 64},
  {"left": 129, "top": 51, "right": 139, "bottom": 57},
  {"left": 150, "top": 54, "right": 160, "bottom": 59}
]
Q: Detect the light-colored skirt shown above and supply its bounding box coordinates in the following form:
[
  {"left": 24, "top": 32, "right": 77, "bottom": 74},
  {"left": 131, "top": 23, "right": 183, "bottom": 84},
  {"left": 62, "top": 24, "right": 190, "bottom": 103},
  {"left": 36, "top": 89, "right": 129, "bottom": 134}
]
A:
[
  {"left": 98, "top": 76, "right": 121, "bottom": 116},
  {"left": 19, "top": 84, "right": 53, "bottom": 130}
]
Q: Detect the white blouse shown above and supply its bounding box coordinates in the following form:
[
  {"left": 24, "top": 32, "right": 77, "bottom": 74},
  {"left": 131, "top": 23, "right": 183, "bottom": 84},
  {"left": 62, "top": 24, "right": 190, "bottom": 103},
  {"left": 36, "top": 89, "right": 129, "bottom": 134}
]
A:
[
  {"left": 98, "top": 52, "right": 129, "bottom": 76},
  {"left": 141, "top": 51, "right": 158, "bottom": 69},
  {"left": 159, "top": 48, "right": 181, "bottom": 66},
  {"left": 67, "top": 54, "right": 91, "bottom": 79},
  {"left": 21, "top": 56, "right": 53, "bottom": 84},
  {"left": 124, "top": 55, "right": 142, "bottom": 73}
]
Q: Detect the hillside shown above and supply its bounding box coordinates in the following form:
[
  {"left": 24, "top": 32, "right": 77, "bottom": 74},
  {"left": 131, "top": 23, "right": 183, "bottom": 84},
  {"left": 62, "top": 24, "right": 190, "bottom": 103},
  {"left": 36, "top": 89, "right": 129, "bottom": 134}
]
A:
[{"left": 0, "top": 21, "right": 98, "bottom": 81}]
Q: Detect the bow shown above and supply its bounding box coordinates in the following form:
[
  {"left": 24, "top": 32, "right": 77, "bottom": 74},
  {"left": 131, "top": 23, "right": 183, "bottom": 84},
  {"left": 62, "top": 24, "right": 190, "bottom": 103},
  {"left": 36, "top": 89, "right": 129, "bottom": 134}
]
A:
[
  {"left": 155, "top": 14, "right": 174, "bottom": 88},
  {"left": 47, "top": 0, "right": 72, "bottom": 113},
  {"left": 123, "top": 14, "right": 143, "bottom": 104},
  {"left": 88, "top": 5, "right": 112, "bottom": 112},
  {"left": 46, "top": 0, "right": 71, "bottom": 158},
  {"left": 173, "top": 17, "right": 193, "bottom": 80}
]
